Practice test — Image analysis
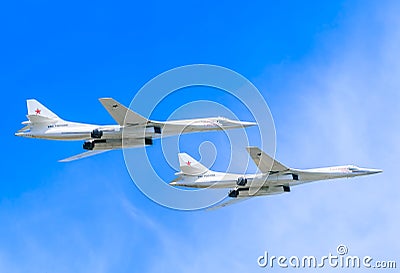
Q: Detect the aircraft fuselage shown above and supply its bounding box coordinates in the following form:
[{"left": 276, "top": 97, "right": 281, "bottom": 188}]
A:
[
  {"left": 170, "top": 165, "right": 382, "bottom": 191},
  {"left": 16, "top": 117, "right": 256, "bottom": 151}
]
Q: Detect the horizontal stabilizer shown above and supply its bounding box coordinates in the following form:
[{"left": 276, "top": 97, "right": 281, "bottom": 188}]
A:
[
  {"left": 59, "top": 150, "right": 110, "bottom": 162},
  {"left": 26, "top": 115, "right": 57, "bottom": 124},
  {"left": 246, "top": 147, "right": 289, "bottom": 173},
  {"left": 99, "top": 98, "right": 148, "bottom": 126},
  {"left": 178, "top": 153, "right": 209, "bottom": 176},
  {"left": 169, "top": 175, "right": 182, "bottom": 184},
  {"left": 17, "top": 125, "right": 30, "bottom": 132}
]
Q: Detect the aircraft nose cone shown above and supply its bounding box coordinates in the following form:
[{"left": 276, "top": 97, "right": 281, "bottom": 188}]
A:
[
  {"left": 239, "top": 121, "right": 257, "bottom": 128},
  {"left": 358, "top": 167, "right": 383, "bottom": 175},
  {"left": 368, "top": 168, "right": 383, "bottom": 174}
]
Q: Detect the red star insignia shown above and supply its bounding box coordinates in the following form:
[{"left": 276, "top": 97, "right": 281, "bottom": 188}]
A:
[
  {"left": 186, "top": 161, "right": 191, "bottom": 166},
  {"left": 35, "top": 108, "right": 41, "bottom": 115}
]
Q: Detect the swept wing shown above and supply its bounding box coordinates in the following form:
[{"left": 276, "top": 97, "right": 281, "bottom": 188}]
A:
[
  {"left": 59, "top": 150, "right": 110, "bottom": 162},
  {"left": 99, "top": 98, "right": 148, "bottom": 126}
]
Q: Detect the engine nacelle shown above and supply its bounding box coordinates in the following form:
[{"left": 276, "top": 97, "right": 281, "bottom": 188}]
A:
[
  {"left": 83, "top": 138, "right": 153, "bottom": 151},
  {"left": 228, "top": 189, "right": 239, "bottom": 198},
  {"left": 91, "top": 129, "right": 103, "bottom": 139},
  {"left": 83, "top": 141, "right": 95, "bottom": 150},
  {"left": 236, "top": 177, "right": 247, "bottom": 186},
  {"left": 145, "top": 137, "right": 153, "bottom": 145},
  {"left": 154, "top": 126, "right": 161, "bottom": 134}
]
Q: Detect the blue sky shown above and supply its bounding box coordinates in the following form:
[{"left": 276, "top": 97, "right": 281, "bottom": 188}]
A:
[{"left": 1, "top": 0, "right": 400, "bottom": 272}]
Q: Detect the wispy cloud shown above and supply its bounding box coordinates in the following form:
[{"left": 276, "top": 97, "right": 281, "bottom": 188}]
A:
[
  {"left": 144, "top": 2, "right": 400, "bottom": 272},
  {"left": 2, "top": 2, "right": 400, "bottom": 273}
]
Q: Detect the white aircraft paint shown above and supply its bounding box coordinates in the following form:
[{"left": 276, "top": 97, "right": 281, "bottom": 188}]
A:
[
  {"left": 170, "top": 147, "right": 382, "bottom": 209},
  {"left": 16, "top": 98, "right": 256, "bottom": 162}
]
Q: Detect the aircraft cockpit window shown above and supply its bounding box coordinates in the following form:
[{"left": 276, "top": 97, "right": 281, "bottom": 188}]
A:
[{"left": 348, "top": 166, "right": 359, "bottom": 171}]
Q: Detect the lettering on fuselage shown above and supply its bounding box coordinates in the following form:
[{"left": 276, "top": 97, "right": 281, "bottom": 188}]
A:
[
  {"left": 47, "top": 124, "right": 68, "bottom": 128},
  {"left": 197, "top": 120, "right": 220, "bottom": 127},
  {"left": 197, "top": 174, "right": 216, "bottom": 178}
]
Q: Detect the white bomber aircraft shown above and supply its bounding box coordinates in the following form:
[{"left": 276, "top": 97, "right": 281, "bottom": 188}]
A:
[
  {"left": 15, "top": 98, "right": 256, "bottom": 162},
  {"left": 170, "top": 147, "right": 382, "bottom": 209}
]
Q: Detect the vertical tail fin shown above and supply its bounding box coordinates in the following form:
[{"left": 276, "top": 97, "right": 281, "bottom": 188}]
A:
[
  {"left": 178, "top": 153, "right": 209, "bottom": 176},
  {"left": 26, "top": 99, "right": 61, "bottom": 123}
]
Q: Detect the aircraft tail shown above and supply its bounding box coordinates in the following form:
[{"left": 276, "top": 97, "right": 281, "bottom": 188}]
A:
[
  {"left": 26, "top": 99, "right": 62, "bottom": 123},
  {"left": 178, "top": 153, "right": 209, "bottom": 176}
]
